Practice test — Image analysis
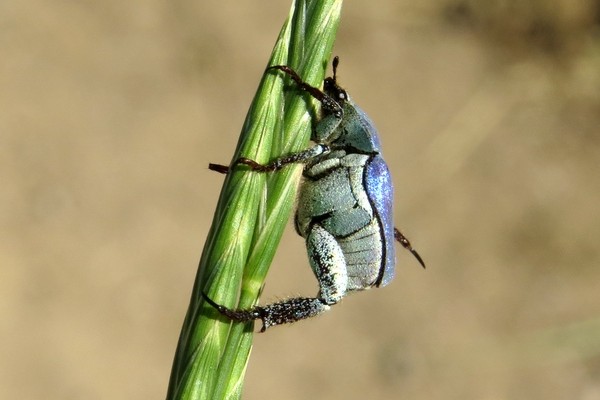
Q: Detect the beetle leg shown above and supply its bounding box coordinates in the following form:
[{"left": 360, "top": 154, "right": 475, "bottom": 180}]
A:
[
  {"left": 208, "top": 144, "right": 329, "bottom": 174},
  {"left": 267, "top": 65, "right": 344, "bottom": 118},
  {"left": 202, "top": 224, "right": 347, "bottom": 331},
  {"left": 208, "top": 163, "right": 229, "bottom": 174},
  {"left": 267, "top": 65, "right": 326, "bottom": 103},
  {"left": 306, "top": 223, "right": 348, "bottom": 305},
  {"left": 202, "top": 292, "right": 329, "bottom": 332},
  {"left": 312, "top": 112, "right": 343, "bottom": 143},
  {"left": 394, "top": 227, "right": 426, "bottom": 269}
]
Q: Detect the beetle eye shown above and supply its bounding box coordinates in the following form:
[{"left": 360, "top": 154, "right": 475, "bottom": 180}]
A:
[{"left": 338, "top": 91, "right": 346, "bottom": 100}]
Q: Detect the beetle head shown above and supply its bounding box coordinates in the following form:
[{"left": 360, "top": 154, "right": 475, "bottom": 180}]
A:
[{"left": 324, "top": 56, "right": 348, "bottom": 105}]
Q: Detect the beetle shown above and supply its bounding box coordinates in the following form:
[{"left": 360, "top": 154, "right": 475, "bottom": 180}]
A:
[{"left": 204, "top": 56, "right": 424, "bottom": 331}]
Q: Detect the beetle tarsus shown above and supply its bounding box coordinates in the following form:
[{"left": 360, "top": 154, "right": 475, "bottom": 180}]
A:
[
  {"left": 267, "top": 65, "right": 326, "bottom": 102},
  {"left": 208, "top": 158, "right": 278, "bottom": 174},
  {"left": 409, "top": 249, "right": 426, "bottom": 269},
  {"left": 202, "top": 291, "right": 329, "bottom": 332},
  {"left": 208, "top": 163, "right": 230, "bottom": 174},
  {"left": 202, "top": 291, "right": 263, "bottom": 325},
  {"left": 209, "top": 146, "right": 329, "bottom": 176},
  {"left": 394, "top": 227, "right": 426, "bottom": 269},
  {"left": 236, "top": 157, "right": 280, "bottom": 172}
]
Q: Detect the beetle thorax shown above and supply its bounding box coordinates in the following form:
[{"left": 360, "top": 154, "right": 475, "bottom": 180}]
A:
[{"left": 324, "top": 102, "right": 382, "bottom": 154}]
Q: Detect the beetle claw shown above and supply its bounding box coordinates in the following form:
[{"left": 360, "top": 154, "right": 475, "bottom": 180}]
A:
[{"left": 208, "top": 163, "right": 230, "bottom": 174}]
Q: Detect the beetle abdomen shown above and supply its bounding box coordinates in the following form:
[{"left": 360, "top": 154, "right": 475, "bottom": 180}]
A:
[{"left": 336, "top": 218, "right": 384, "bottom": 290}]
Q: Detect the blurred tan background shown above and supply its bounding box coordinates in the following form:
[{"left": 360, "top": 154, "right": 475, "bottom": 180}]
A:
[{"left": 2, "top": 1, "right": 600, "bottom": 399}]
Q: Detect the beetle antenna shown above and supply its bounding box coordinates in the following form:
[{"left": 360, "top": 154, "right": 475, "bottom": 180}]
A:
[{"left": 332, "top": 56, "right": 339, "bottom": 83}]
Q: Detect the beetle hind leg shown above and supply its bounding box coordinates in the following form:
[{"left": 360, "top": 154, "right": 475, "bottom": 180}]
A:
[
  {"left": 203, "top": 224, "right": 348, "bottom": 331},
  {"left": 306, "top": 223, "right": 348, "bottom": 305},
  {"left": 202, "top": 292, "right": 329, "bottom": 332},
  {"left": 394, "top": 227, "right": 426, "bottom": 268}
]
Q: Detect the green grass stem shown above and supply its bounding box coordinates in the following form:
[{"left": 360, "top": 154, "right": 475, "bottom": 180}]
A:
[{"left": 166, "top": 1, "right": 343, "bottom": 399}]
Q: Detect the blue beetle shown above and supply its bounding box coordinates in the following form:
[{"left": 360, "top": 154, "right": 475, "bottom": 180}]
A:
[{"left": 205, "top": 57, "right": 424, "bottom": 331}]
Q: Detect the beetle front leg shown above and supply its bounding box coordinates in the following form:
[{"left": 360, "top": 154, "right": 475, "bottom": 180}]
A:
[{"left": 208, "top": 144, "right": 329, "bottom": 174}]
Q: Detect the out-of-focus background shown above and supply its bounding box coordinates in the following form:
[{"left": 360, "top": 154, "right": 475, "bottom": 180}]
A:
[{"left": 2, "top": 1, "right": 600, "bottom": 399}]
